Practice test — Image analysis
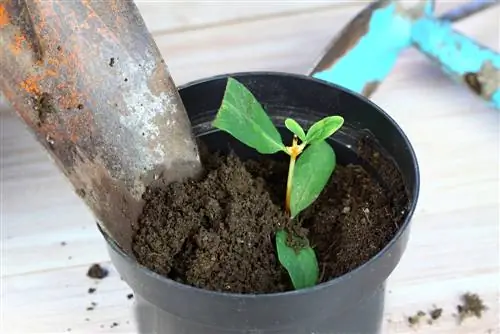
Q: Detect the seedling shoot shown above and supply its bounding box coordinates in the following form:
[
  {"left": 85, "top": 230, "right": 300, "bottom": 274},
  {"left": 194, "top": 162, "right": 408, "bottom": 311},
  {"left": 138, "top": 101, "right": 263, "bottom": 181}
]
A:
[{"left": 212, "top": 77, "right": 344, "bottom": 290}]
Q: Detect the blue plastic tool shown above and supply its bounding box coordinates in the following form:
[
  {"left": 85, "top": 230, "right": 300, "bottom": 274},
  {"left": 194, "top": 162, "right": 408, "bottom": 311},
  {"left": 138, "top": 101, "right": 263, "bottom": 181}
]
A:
[{"left": 309, "top": 0, "right": 500, "bottom": 109}]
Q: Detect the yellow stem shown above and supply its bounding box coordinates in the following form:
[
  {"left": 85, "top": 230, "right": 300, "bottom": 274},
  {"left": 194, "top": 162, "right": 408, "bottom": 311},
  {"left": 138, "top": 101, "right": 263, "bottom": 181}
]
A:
[{"left": 285, "top": 136, "right": 299, "bottom": 215}]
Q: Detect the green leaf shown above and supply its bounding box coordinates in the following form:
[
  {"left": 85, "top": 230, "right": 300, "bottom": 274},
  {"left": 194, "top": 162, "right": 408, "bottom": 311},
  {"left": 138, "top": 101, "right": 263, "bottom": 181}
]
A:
[
  {"left": 212, "top": 77, "right": 285, "bottom": 154},
  {"left": 285, "top": 118, "right": 306, "bottom": 142},
  {"left": 290, "top": 141, "right": 336, "bottom": 218},
  {"left": 305, "top": 116, "right": 344, "bottom": 144},
  {"left": 275, "top": 230, "right": 319, "bottom": 290}
]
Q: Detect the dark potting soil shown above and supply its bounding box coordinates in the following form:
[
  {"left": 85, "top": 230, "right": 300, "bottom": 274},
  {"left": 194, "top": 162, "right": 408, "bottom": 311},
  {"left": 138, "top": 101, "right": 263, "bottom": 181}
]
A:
[{"left": 132, "top": 136, "right": 409, "bottom": 294}]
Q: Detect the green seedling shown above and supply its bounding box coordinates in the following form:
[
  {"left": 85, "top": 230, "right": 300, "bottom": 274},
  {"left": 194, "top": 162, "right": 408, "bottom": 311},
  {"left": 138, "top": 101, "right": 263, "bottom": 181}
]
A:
[{"left": 212, "top": 77, "right": 344, "bottom": 290}]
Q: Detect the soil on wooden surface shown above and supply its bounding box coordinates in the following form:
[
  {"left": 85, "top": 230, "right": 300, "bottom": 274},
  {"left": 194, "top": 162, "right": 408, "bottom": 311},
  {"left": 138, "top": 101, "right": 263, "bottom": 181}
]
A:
[
  {"left": 407, "top": 307, "right": 443, "bottom": 327},
  {"left": 408, "top": 311, "right": 426, "bottom": 326},
  {"left": 429, "top": 307, "right": 443, "bottom": 321},
  {"left": 87, "top": 264, "right": 108, "bottom": 279},
  {"left": 132, "top": 136, "right": 409, "bottom": 294},
  {"left": 456, "top": 292, "right": 487, "bottom": 323}
]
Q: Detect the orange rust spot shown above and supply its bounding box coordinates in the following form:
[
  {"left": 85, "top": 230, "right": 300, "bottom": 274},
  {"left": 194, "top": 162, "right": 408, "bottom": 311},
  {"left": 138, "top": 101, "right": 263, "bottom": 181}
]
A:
[
  {"left": 82, "top": 0, "right": 93, "bottom": 8},
  {"left": 69, "top": 126, "right": 80, "bottom": 142},
  {"left": 86, "top": 10, "right": 97, "bottom": 19},
  {"left": 53, "top": 80, "right": 84, "bottom": 110},
  {"left": 56, "top": 83, "right": 66, "bottom": 91},
  {"left": 46, "top": 69, "right": 58, "bottom": 77},
  {"left": 48, "top": 58, "right": 59, "bottom": 66},
  {"left": 108, "top": 0, "right": 120, "bottom": 17},
  {"left": 65, "top": 90, "right": 84, "bottom": 110},
  {"left": 0, "top": 4, "right": 9, "bottom": 26},
  {"left": 21, "top": 76, "right": 42, "bottom": 95},
  {"left": 80, "top": 0, "right": 99, "bottom": 29},
  {"left": 10, "top": 34, "right": 27, "bottom": 56}
]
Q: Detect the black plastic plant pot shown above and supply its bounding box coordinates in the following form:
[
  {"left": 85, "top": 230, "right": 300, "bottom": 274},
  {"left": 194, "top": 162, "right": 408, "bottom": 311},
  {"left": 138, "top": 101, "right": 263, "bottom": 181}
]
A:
[{"left": 100, "top": 72, "right": 420, "bottom": 334}]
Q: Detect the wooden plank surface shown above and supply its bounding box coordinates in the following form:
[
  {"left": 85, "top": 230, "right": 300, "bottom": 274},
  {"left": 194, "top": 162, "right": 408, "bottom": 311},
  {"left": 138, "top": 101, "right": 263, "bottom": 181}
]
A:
[
  {"left": 136, "top": 1, "right": 348, "bottom": 34},
  {"left": 136, "top": 1, "right": 464, "bottom": 35},
  {"left": 1, "top": 2, "right": 499, "bottom": 334}
]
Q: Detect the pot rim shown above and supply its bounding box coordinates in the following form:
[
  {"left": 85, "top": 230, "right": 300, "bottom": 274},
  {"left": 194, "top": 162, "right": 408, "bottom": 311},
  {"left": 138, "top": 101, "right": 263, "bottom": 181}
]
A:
[{"left": 101, "top": 70, "right": 421, "bottom": 299}]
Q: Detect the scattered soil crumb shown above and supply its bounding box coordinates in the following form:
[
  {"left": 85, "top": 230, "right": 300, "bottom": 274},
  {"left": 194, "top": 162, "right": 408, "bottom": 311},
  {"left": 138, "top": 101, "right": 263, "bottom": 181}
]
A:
[
  {"left": 110, "top": 322, "right": 119, "bottom": 328},
  {"left": 77, "top": 104, "right": 84, "bottom": 110},
  {"left": 87, "top": 264, "right": 108, "bottom": 279},
  {"left": 68, "top": 256, "right": 72, "bottom": 260},
  {"left": 100, "top": 325, "right": 104, "bottom": 328},
  {"left": 109, "top": 57, "right": 115, "bottom": 67},
  {"left": 88, "top": 287, "right": 96, "bottom": 294},
  {"left": 430, "top": 307, "right": 443, "bottom": 320},
  {"left": 127, "top": 293, "right": 134, "bottom": 300},
  {"left": 85, "top": 318, "right": 90, "bottom": 322},
  {"left": 61, "top": 241, "right": 66, "bottom": 246},
  {"left": 86, "top": 302, "right": 97, "bottom": 311},
  {"left": 66, "top": 328, "right": 71, "bottom": 332},
  {"left": 408, "top": 311, "right": 426, "bottom": 326},
  {"left": 456, "top": 292, "right": 487, "bottom": 323}
]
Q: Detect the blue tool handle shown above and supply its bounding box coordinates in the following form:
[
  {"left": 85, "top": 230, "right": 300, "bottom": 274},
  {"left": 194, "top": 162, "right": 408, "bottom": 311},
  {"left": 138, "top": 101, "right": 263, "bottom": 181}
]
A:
[
  {"left": 309, "top": 0, "right": 499, "bottom": 109},
  {"left": 411, "top": 17, "right": 500, "bottom": 109},
  {"left": 309, "top": 1, "right": 431, "bottom": 97}
]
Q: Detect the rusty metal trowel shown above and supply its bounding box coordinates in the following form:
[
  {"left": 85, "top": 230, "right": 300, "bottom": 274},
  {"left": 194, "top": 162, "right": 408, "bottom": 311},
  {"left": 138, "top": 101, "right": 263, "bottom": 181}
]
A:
[{"left": 0, "top": 0, "right": 203, "bottom": 255}]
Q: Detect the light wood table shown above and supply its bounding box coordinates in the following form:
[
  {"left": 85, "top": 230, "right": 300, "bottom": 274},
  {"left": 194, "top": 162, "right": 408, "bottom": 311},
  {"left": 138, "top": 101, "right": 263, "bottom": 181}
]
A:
[{"left": 1, "top": 3, "right": 499, "bottom": 333}]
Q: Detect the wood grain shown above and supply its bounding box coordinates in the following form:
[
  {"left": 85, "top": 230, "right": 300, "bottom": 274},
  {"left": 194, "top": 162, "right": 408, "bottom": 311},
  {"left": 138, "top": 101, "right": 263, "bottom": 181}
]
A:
[
  {"left": 136, "top": 2, "right": 360, "bottom": 35},
  {"left": 135, "top": 1, "right": 470, "bottom": 35},
  {"left": 1, "top": 3, "right": 499, "bottom": 334}
]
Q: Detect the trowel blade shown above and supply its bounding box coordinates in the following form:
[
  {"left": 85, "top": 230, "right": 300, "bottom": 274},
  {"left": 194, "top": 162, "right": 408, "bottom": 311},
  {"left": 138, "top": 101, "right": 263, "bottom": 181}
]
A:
[{"left": 0, "top": 0, "right": 202, "bottom": 254}]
